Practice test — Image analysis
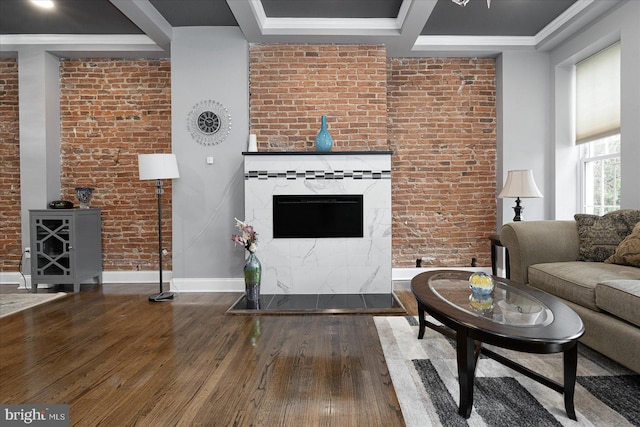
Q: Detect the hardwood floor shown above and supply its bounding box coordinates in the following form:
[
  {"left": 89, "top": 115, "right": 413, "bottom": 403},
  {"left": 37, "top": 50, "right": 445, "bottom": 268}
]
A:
[{"left": 0, "top": 285, "right": 418, "bottom": 426}]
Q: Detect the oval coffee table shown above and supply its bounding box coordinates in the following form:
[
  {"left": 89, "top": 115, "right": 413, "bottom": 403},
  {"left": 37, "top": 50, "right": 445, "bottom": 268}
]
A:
[{"left": 411, "top": 270, "right": 585, "bottom": 420}]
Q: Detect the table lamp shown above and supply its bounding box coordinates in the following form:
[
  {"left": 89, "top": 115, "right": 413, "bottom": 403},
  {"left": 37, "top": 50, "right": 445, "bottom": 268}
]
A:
[{"left": 498, "top": 169, "right": 542, "bottom": 221}]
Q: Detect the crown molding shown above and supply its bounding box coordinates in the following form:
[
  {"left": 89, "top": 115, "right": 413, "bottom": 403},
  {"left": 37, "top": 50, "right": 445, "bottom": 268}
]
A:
[
  {"left": 416, "top": 35, "right": 537, "bottom": 48},
  {"left": 261, "top": 18, "right": 401, "bottom": 35},
  {"left": 0, "top": 0, "right": 621, "bottom": 59},
  {"left": 0, "top": 34, "right": 165, "bottom": 58},
  {"left": 535, "top": 0, "right": 594, "bottom": 44},
  {"left": 0, "top": 34, "right": 157, "bottom": 45}
]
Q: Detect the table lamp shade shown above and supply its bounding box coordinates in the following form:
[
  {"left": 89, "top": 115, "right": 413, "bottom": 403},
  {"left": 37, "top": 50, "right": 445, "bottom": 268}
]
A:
[
  {"left": 138, "top": 154, "right": 180, "bottom": 180},
  {"left": 498, "top": 169, "right": 543, "bottom": 199}
]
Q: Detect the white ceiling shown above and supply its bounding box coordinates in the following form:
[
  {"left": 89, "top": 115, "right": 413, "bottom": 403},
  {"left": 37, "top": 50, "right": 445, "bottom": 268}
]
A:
[{"left": 0, "top": 0, "right": 624, "bottom": 58}]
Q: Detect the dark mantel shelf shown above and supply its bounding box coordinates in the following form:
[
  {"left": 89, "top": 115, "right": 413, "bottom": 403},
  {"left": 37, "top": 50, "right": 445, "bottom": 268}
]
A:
[{"left": 242, "top": 151, "right": 393, "bottom": 156}]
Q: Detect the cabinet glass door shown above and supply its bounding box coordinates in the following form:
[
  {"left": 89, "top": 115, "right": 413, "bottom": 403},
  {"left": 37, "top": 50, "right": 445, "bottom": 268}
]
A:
[{"left": 35, "top": 218, "right": 71, "bottom": 276}]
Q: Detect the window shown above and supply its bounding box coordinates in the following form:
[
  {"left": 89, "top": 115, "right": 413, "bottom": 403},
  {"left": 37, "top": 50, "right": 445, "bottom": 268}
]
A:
[
  {"left": 576, "top": 42, "right": 620, "bottom": 214},
  {"left": 580, "top": 135, "right": 620, "bottom": 215}
]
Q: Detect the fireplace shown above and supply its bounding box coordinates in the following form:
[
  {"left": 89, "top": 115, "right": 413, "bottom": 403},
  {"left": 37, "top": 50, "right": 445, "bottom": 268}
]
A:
[
  {"left": 273, "top": 195, "right": 363, "bottom": 238},
  {"left": 243, "top": 151, "right": 392, "bottom": 294}
]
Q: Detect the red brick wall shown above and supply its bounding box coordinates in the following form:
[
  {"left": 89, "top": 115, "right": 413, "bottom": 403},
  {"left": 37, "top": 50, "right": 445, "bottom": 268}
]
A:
[
  {"left": 0, "top": 59, "right": 21, "bottom": 271},
  {"left": 3, "top": 50, "right": 495, "bottom": 273},
  {"left": 249, "top": 46, "right": 496, "bottom": 268},
  {"left": 388, "top": 58, "right": 496, "bottom": 267},
  {"left": 59, "top": 59, "right": 172, "bottom": 271},
  {"left": 250, "top": 44, "right": 389, "bottom": 151}
]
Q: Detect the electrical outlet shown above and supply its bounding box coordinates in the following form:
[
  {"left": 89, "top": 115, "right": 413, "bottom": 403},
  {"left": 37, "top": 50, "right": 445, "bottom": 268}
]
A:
[{"left": 25, "top": 247, "right": 31, "bottom": 259}]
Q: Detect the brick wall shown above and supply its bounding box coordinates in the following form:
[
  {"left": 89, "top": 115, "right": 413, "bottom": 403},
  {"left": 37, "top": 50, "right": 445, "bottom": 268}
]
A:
[
  {"left": 0, "top": 59, "right": 21, "bottom": 271},
  {"left": 3, "top": 49, "right": 496, "bottom": 273},
  {"left": 59, "top": 59, "right": 172, "bottom": 271},
  {"left": 249, "top": 46, "right": 496, "bottom": 268},
  {"left": 388, "top": 58, "right": 496, "bottom": 267},
  {"left": 250, "top": 44, "right": 389, "bottom": 151}
]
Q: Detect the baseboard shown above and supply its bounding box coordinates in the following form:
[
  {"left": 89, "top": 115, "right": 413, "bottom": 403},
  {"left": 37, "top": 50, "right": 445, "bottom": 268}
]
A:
[
  {"left": 102, "top": 270, "right": 172, "bottom": 284},
  {"left": 0, "top": 272, "right": 30, "bottom": 288},
  {"left": 1, "top": 268, "right": 494, "bottom": 292},
  {"left": 0, "top": 271, "right": 171, "bottom": 286},
  {"left": 171, "top": 278, "right": 244, "bottom": 293},
  {"left": 392, "top": 266, "right": 492, "bottom": 282}
]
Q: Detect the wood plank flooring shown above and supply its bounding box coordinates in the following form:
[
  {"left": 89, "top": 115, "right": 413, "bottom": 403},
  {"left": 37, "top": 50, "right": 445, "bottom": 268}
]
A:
[{"left": 0, "top": 285, "right": 418, "bottom": 426}]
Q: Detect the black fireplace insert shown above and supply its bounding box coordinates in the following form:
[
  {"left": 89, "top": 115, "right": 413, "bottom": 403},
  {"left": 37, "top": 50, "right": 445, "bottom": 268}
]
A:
[{"left": 273, "top": 194, "right": 363, "bottom": 238}]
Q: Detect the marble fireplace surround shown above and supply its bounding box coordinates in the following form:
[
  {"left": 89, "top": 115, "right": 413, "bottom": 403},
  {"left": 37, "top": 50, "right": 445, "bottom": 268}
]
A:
[{"left": 243, "top": 151, "right": 392, "bottom": 295}]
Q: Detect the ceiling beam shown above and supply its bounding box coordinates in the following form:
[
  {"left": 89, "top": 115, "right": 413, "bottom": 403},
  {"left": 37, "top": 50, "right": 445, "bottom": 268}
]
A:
[
  {"left": 410, "top": 0, "right": 623, "bottom": 58},
  {"left": 386, "top": 0, "right": 438, "bottom": 57},
  {"left": 0, "top": 34, "right": 165, "bottom": 59},
  {"left": 109, "top": 0, "right": 172, "bottom": 52},
  {"left": 227, "top": 0, "right": 437, "bottom": 57},
  {"left": 0, "top": 0, "right": 625, "bottom": 60}
]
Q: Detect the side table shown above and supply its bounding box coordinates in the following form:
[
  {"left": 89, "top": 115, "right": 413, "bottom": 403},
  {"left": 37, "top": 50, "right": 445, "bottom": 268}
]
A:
[
  {"left": 489, "top": 234, "right": 509, "bottom": 279},
  {"left": 30, "top": 208, "right": 102, "bottom": 293}
]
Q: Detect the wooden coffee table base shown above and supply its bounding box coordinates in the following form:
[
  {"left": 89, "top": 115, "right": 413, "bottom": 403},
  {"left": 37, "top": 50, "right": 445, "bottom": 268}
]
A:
[{"left": 417, "top": 302, "right": 579, "bottom": 420}]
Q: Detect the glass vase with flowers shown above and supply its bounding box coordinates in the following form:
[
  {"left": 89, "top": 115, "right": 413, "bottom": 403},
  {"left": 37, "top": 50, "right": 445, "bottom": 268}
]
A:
[{"left": 231, "top": 218, "right": 261, "bottom": 308}]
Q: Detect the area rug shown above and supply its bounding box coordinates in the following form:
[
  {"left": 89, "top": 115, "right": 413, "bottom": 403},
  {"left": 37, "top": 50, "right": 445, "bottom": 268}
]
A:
[
  {"left": 375, "top": 316, "right": 639, "bottom": 427},
  {"left": 0, "top": 292, "right": 66, "bottom": 318}
]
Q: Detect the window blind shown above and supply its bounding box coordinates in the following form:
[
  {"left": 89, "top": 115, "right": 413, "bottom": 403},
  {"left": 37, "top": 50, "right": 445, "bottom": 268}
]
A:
[{"left": 575, "top": 42, "right": 620, "bottom": 144}]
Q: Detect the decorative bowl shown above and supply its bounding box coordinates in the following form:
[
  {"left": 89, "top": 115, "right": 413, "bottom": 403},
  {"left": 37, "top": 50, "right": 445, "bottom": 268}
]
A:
[
  {"left": 469, "top": 272, "right": 495, "bottom": 296},
  {"left": 48, "top": 200, "right": 74, "bottom": 209}
]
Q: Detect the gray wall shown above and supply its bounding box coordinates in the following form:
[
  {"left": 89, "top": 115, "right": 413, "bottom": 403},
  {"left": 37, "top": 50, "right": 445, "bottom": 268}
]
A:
[
  {"left": 551, "top": 0, "right": 640, "bottom": 218},
  {"left": 18, "top": 48, "right": 61, "bottom": 252},
  {"left": 497, "top": 1, "right": 640, "bottom": 225},
  {"left": 496, "top": 51, "right": 550, "bottom": 226},
  {"left": 5, "top": 4, "right": 639, "bottom": 286},
  {"left": 171, "top": 27, "right": 248, "bottom": 288}
]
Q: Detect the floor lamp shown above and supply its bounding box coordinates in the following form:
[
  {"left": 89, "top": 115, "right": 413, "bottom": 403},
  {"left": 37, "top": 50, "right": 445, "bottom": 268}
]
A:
[
  {"left": 498, "top": 169, "right": 543, "bottom": 221},
  {"left": 138, "top": 153, "right": 180, "bottom": 302}
]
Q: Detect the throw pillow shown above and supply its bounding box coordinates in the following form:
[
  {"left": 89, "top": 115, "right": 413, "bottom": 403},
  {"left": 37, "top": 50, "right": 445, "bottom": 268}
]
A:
[
  {"left": 605, "top": 222, "right": 640, "bottom": 267},
  {"left": 574, "top": 209, "right": 640, "bottom": 262}
]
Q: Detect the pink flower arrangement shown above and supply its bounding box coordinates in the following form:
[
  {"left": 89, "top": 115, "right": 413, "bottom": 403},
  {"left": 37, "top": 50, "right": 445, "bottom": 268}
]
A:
[{"left": 231, "top": 218, "right": 258, "bottom": 253}]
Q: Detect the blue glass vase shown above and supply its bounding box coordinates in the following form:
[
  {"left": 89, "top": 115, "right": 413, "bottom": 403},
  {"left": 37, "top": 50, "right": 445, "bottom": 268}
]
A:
[
  {"left": 315, "top": 115, "right": 333, "bottom": 152},
  {"left": 244, "top": 251, "right": 261, "bottom": 309}
]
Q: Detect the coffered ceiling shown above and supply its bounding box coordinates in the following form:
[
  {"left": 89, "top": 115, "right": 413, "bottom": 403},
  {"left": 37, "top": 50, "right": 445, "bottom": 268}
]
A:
[{"left": 0, "top": 0, "right": 624, "bottom": 58}]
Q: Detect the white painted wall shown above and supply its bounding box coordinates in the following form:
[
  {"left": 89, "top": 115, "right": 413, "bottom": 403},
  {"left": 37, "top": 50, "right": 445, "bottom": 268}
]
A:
[{"left": 170, "top": 27, "right": 249, "bottom": 290}]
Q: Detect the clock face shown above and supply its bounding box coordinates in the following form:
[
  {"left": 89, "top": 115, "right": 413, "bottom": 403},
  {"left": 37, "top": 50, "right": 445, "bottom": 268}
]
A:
[
  {"left": 198, "top": 111, "right": 220, "bottom": 134},
  {"left": 187, "top": 100, "right": 231, "bottom": 145}
]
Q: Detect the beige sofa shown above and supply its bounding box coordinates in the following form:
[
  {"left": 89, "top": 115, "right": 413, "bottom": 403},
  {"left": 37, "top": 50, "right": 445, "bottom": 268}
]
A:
[{"left": 500, "top": 220, "right": 640, "bottom": 373}]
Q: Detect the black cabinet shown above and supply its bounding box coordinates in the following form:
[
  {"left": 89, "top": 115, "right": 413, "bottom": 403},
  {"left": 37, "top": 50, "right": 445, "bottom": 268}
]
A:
[{"left": 30, "top": 209, "right": 102, "bottom": 292}]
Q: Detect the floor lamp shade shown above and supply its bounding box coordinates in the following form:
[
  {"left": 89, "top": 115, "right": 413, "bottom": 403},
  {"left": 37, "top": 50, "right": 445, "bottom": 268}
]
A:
[
  {"left": 498, "top": 169, "right": 542, "bottom": 221},
  {"left": 138, "top": 153, "right": 180, "bottom": 302},
  {"left": 138, "top": 154, "right": 180, "bottom": 180}
]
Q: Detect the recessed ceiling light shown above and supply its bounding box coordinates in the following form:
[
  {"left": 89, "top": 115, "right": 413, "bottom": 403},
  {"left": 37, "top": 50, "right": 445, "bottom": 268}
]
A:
[{"left": 30, "top": 0, "right": 55, "bottom": 9}]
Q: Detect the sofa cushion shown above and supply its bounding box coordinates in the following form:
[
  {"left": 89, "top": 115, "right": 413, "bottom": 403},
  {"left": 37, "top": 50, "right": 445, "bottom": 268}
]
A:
[
  {"left": 605, "top": 222, "right": 640, "bottom": 268},
  {"left": 596, "top": 280, "right": 640, "bottom": 327},
  {"left": 527, "top": 261, "right": 640, "bottom": 311},
  {"left": 574, "top": 209, "right": 640, "bottom": 262}
]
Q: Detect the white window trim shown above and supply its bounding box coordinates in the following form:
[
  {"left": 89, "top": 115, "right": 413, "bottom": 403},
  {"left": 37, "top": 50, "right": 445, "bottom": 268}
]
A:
[{"left": 579, "top": 141, "right": 620, "bottom": 214}]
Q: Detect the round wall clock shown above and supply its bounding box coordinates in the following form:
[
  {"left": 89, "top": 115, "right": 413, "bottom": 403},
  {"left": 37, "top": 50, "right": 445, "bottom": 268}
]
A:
[{"left": 187, "top": 100, "right": 232, "bottom": 145}]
